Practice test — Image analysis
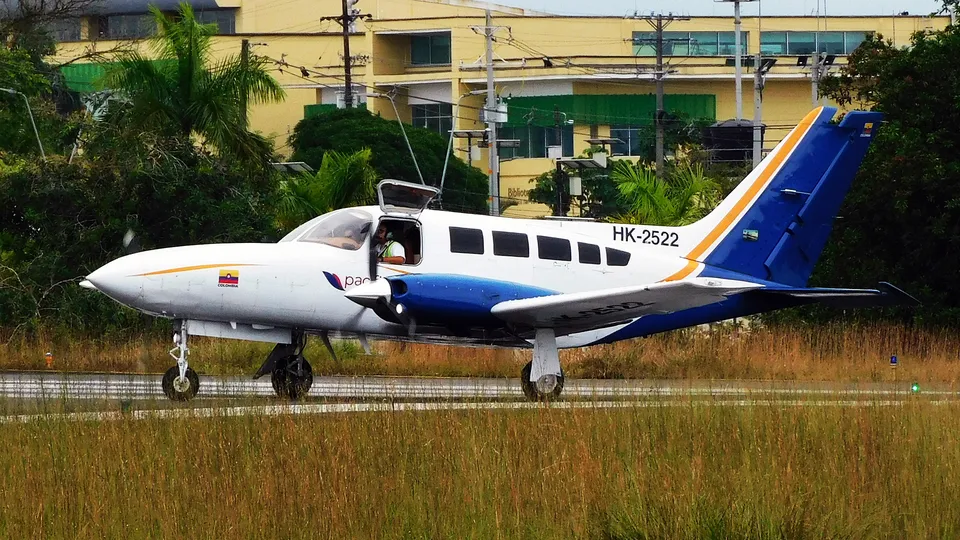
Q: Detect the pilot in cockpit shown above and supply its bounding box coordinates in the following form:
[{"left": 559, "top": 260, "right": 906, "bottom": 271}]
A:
[{"left": 375, "top": 223, "right": 406, "bottom": 264}]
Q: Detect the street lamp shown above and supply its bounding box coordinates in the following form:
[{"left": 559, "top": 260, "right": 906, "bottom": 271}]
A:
[
  {"left": 0, "top": 87, "right": 46, "bottom": 161},
  {"left": 365, "top": 91, "right": 424, "bottom": 185}
]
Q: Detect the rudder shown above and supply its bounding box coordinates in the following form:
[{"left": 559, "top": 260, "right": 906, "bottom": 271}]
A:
[{"left": 669, "top": 107, "right": 882, "bottom": 286}]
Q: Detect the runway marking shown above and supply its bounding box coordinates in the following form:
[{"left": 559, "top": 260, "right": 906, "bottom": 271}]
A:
[{"left": 1, "top": 398, "right": 954, "bottom": 425}]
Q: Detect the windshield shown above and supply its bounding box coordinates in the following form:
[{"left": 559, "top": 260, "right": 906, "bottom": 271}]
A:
[{"left": 295, "top": 209, "right": 373, "bottom": 250}]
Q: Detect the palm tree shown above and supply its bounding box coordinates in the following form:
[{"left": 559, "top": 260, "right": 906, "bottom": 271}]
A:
[
  {"left": 102, "top": 3, "right": 284, "bottom": 162},
  {"left": 611, "top": 160, "right": 719, "bottom": 226},
  {"left": 275, "top": 149, "right": 380, "bottom": 233}
]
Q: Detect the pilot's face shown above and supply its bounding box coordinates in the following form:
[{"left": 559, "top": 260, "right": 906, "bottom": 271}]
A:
[{"left": 375, "top": 226, "right": 387, "bottom": 242}]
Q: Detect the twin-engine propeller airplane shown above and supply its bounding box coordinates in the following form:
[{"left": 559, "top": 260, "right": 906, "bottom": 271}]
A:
[{"left": 81, "top": 106, "right": 915, "bottom": 401}]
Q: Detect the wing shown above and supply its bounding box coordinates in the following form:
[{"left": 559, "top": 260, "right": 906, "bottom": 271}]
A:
[{"left": 490, "top": 277, "right": 762, "bottom": 334}]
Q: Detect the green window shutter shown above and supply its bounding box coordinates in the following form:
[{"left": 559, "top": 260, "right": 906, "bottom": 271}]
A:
[
  {"left": 60, "top": 63, "right": 106, "bottom": 93},
  {"left": 304, "top": 104, "right": 338, "bottom": 118},
  {"left": 504, "top": 94, "right": 716, "bottom": 127}
]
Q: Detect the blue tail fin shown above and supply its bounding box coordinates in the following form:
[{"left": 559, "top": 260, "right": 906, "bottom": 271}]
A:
[{"left": 689, "top": 107, "right": 881, "bottom": 286}]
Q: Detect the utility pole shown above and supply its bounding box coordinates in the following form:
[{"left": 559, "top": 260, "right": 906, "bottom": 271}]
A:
[
  {"left": 753, "top": 52, "right": 762, "bottom": 167},
  {"left": 734, "top": 0, "right": 742, "bottom": 120},
  {"left": 554, "top": 106, "right": 563, "bottom": 216},
  {"left": 240, "top": 39, "right": 249, "bottom": 125},
  {"left": 320, "top": 0, "right": 369, "bottom": 109},
  {"left": 631, "top": 14, "right": 687, "bottom": 180},
  {"left": 471, "top": 9, "right": 506, "bottom": 216}
]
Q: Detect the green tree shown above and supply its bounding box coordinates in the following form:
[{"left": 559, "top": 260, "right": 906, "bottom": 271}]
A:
[
  {"left": 0, "top": 47, "right": 81, "bottom": 158},
  {"left": 609, "top": 160, "right": 720, "bottom": 226},
  {"left": 0, "top": 145, "right": 280, "bottom": 334},
  {"left": 290, "top": 108, "right": 488, "bottom": 214},
  {"left": 102, "top": 3, "right": 285, "bottom": 164},
  {"left": 811, "top": 26, "right": 960, "bottom": 324},
  {"left": 275, "top": 149, "right": 379, "bottom": 234}
]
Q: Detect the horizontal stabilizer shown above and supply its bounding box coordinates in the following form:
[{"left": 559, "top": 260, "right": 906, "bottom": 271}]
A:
[{"left": 757, "top": 282, "right": 918, "bottom": 308}]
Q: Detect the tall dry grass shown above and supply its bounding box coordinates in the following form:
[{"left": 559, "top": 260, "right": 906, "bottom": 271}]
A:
[
  {"left": 1, "top": 402, "right": 959, "bottom": 538},
  {"left": 1, "top": 324, "right": 959, "bottom": 382}
]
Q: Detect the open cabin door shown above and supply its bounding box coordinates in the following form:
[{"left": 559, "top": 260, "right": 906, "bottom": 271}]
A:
[
  {"left": 368, "top": 180, "right": 439, "bottom": 279},
  {"left": 377, "top": 179, "right": 439, "bottom": 215}
]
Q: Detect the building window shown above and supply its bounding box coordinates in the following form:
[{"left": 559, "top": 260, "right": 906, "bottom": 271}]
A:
[
  {"left": 760, "top": 32, "right": 787, "bottom": 55},
  {"left": 46, "top": 19, "right": 81, "bottom": 42},
  {"left": 606, "top": 247, "right": 631, "bottom": 267},
  {"left": 97, "top": 14, "right": 156, "bottom": 39},
  {"left": 411, "top": 103, "right": 453, "bottom": 135},
  {"left": 578, "top": 242, "right": 601, "bottom": 265},
  {"left": 196, "top": 10, "right": 236, "bottom": 34},
  {"left": 761, "top": 31, "right": 870, "bottom": 55},
  {"left": 609, "top": 125, "right": 648, "bottom": 157},
  {"left": 787, "top": 31, "right": 817, "bottom": 54},
  {"left": 449, "top": 227, "right": 484, "bottom": 254},
  {"left": 537, "top": 236, "right": 571, "bottom": 261},
  {"left": 498, "top": 125, "right": 574, "bottom": 159},
  {"left": 411, "top": 33, "right": 451, "bottom": 65},
  {"left": 492, "top": 231, "right": 529, "bottom": 258},
  {"left": 633, "top": 31, "right": 747, "bottom": 56}
]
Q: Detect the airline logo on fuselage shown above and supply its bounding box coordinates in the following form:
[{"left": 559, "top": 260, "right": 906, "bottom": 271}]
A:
[{"left": 323, "top": 271, "right": 371, "bottom": 291}]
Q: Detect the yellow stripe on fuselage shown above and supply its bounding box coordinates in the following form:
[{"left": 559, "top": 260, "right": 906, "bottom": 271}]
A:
[
  {"left": 132, "top": 263, "right": 262, "bottom": 277},
  {"left": 663, "top": 107, "right": 825, "bottom": 282}
]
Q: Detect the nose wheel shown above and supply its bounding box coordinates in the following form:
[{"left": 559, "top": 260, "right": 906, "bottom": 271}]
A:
[
  {"left": 272, "top": 354, "right": 313, "bottom": 400},
  {"left": 162, "top": 366, "right": 200, "bottom": 401},
  {"left": 162, "top": 320, "right": 201, "bottom": 401}
]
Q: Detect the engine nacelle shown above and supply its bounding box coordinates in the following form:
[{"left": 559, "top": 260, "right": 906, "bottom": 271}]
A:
[{"left": 386, "top": 274, "right": 555, "bottom": 327}]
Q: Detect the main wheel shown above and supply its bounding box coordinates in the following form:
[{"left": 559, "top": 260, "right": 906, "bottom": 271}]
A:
[
  {"left": 520, "top": 361, "right": 564, "bottom": 401},
  {"left": 162, "top": 366, "right": 200, "bottom": 401},
  {"left": 272, "top": 355, "right": 313, "bottom": 400}
]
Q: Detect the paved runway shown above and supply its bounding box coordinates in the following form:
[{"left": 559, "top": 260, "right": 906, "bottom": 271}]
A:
[{"left": 0, "top": 371, "right": 953, "bottom": 401}]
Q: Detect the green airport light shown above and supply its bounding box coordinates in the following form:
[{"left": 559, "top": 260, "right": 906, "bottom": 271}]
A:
[{"left": 911, "top": 382, "right": 920, "bottom": 393}]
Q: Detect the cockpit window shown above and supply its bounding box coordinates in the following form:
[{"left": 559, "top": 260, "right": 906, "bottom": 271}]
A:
[{"left": 288, "top": 210, "right": 373, "bottom": 250}]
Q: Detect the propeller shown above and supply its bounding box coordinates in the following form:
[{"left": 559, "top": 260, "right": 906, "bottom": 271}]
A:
[{"left": 122, "top": 228, "right": 141, "bottom": 254}]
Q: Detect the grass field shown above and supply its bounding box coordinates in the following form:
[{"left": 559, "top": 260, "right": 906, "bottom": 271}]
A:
[
  {"left": 1, "top": 400, "right": 958, "bottom": 538},
  {"left": 2, "top": 324, "right": 959, "bottom": 383}
]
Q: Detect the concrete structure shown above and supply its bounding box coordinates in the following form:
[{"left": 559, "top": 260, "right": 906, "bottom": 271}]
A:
[{"left": 50, "top": 0, "right": 949, "bottom": 217}]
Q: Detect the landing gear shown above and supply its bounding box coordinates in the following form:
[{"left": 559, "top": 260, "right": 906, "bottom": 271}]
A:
[
  {"left": 254, "top": 332, "right": 314, "bottom": 400},
  {"left": 162, "top": 366, "right": 200, "bottom": 401},
  {"left": 162, "top": 320, "right": 200, "bottom": 401},
  {"left": 272, "top": 354, "right": 313, "bottom": 400},
  {"left": 520, "top": 361, "right": 564, "bottom": 401},
  {"left": 520, "top": 328, "right": 565, "bottom": 401}
]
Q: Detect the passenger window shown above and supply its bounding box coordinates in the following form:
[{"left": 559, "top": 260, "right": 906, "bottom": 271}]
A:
[
  {"left": 492, "top": 231, "right": 529, "bottom": 258},
  {"left": 606, "top": 247, "right": 631, "bottom": 266},
  {"left": 578, "top": 242, "right": 601, "bottom": 265},
  {"left": 537, "top": 236, "right": 571, "bottom": 261},
  {"left": 449, "top": 227, "right": 484, "bottom": 255}
]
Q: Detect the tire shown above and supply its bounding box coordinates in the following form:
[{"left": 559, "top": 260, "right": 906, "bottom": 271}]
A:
[
  {"left": 520, "top": 361, "right": 564, "bottom": 401},
  {"left": 162, "top": 366, "right": 200, "bottom": 401},
  {"left": 272, "top": 355, "right": 313, "bottom": 400}
]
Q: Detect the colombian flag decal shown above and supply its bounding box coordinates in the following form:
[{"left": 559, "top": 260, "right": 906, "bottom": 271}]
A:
[{"left": 218, "top": 269, "right": 240, "bottom": 288}]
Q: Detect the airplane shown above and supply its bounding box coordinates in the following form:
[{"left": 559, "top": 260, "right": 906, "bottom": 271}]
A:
[{"left": 80, "top": 106, "right": 916, "bottom": 401}]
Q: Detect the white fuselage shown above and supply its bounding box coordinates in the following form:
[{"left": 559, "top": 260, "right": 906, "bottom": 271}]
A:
[{"left": 85, "top": 206, "right": 703, "bottom": 348}]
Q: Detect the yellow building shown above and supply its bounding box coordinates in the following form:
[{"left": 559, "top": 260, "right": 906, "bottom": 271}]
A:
[{"left": 51, "top": 0, "right": 950, "bottom": 216}]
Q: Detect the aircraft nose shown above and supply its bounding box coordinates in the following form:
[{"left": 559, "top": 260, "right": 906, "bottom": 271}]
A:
[{"left": 84, "top": 255, "right": 145, "bottom": 305}]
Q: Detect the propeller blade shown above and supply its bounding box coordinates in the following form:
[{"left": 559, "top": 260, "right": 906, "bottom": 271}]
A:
[{"left": 123, "top": 229, "right": 141, "bottom": 254}]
